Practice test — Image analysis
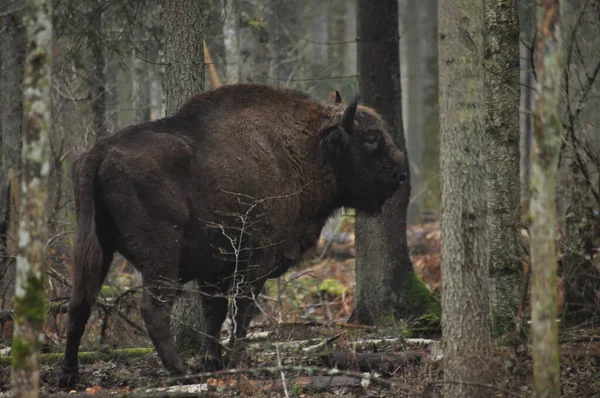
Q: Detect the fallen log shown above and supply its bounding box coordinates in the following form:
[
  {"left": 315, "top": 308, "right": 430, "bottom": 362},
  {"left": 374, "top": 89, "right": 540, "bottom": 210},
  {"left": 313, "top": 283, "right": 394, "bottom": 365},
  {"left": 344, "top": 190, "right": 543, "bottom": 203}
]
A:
[
  {"left": 0, "top": 347, "right": 153, "bottom": 366},
  {"left": 322, "top": 351, "right": 422, "bottom": 373}
]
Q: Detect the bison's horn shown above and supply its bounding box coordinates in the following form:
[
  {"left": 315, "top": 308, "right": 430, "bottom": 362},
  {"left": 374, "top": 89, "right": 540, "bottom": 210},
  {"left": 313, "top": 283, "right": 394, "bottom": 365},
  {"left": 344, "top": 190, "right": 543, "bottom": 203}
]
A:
[{"left": 341, "top": 85, "right": 358, "bottom": 133}]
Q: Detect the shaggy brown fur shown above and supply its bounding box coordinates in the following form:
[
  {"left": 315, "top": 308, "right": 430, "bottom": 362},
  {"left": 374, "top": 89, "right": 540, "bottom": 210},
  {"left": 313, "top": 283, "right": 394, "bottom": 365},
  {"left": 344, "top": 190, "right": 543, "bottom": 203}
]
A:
[{"left": 59, "top": 84, "right": 406, "bottom": 387}]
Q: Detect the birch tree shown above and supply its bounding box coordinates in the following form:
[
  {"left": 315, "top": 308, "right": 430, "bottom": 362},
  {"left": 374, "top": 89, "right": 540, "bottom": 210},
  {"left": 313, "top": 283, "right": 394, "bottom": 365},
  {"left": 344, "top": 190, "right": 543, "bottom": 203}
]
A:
[
  {"left": 530, "top": 0, "right": 563, "bottom": 395},
  {"left": 10, "top": 0, "right": 52, "bottom": 395}
]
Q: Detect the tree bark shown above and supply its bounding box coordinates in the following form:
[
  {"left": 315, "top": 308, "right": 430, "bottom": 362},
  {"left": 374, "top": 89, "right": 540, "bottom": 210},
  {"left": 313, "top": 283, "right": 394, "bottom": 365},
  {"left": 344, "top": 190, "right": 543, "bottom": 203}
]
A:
[
  {"left": 88, "top": 2, "right": 107, "bottom": 141},
  {"left": 162, "top": 0, "right": 205, "bottom": 117},
  {"left": 518, "top": 0, "right": 535, "bottom": 203},
  {"left": 10, "top": 0, "right": 52, "bottom": 395},
  {"left": 420, "top": 0, "right": 440, "bottom": 219},
  {"left": 0, "top": 3, "right": 25, "bottom": 309},
  {"left": 132, "top": 5, "right": 151, "bottom": 124},
  {"left": 484, "top": 0, "right": 523, "bottom": 336},
  {"left": 354, "top": 0, "right": 437, "bottom": 326},
  {"left": 438, "top": 0, "right": 492, "bottom": 396},
  {"left": 162, "top": 0, "right": 205, "bottom": 355},
  {"left": 530, "top": 0, "right": 563, "bottom": 395}
]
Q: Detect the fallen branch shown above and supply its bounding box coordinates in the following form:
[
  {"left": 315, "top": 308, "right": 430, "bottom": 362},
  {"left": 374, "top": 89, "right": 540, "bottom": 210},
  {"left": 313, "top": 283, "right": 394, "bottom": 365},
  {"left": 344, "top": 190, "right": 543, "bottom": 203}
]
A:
[
  {"left": 322, "top": 351, "right": 422, "bottom": 373},
  {"left": 166, "top": 365, "right": 419, "bottom": 396},
  {"left": 245, "top": 375, "right": 363, "bottom": 392}
]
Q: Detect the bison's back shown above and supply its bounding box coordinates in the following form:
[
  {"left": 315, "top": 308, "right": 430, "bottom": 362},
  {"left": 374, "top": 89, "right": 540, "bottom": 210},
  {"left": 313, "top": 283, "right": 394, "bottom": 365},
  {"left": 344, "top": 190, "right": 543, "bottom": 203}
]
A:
[{"left": 93, "top": 86, "right": 329, "bottom": 279}]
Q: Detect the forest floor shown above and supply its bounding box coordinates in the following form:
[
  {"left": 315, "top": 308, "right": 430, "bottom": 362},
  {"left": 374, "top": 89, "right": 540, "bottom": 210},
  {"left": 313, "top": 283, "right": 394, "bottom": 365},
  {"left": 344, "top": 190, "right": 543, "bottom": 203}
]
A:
[{"left": 1, "top": 221, "right": 600, "bottom": 397}]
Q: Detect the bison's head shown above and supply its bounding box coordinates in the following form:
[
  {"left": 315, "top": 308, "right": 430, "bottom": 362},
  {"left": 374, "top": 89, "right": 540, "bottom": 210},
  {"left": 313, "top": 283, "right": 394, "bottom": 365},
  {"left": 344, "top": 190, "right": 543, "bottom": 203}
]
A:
[{"left": 322, "top": 87, "right": 407, "bottom": 214}]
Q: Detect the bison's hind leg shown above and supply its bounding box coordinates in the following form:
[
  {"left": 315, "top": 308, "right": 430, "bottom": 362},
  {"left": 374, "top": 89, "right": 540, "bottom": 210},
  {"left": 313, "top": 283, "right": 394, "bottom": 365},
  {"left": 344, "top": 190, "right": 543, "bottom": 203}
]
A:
[
  {"left": 59, "top": 246, "right": 115, "bottom": 388},
  {"left": 98, "top": 148, "right": 189, "bottom": 377}
]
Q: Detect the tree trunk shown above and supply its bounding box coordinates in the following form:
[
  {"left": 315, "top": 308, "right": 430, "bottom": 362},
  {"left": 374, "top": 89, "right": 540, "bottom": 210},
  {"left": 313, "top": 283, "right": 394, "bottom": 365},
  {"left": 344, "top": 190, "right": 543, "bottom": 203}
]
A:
[
  {"left": 132, "top": 6, "right": 151, "bottom": 124},
  {"left": 105, "top": 59, "right": 120, "bottom": 132},
  {"left": 438, "top": 0, "right": 491, "bottom": 396},
  {"left": 10, "top": 0, "right": 52, "bottom": 395},
  {"left": 484, "top": 0, "right": 522, "bottom": 336},
  {"left": 0, "top": 4, "right": 25, "bottom": 309},
  {"left": 162, "top": 0, "right": 204, "bottom": 116},
  {"left": 518, "top": 0, "right": 535, "bottom": 203},
  {"left": 222, "top": 0, "right": 239, "bottom": 84},
  {"left": 399, "top": 0, "right": 424, "bottom": 225},
  {"left": 420, "top": 0, "right": 440, "bottom": 219},
  {"left": 162, "top": 0, "right": 205, "bottom": 354},
  {"left": 88, "top": 3, "right": 107, "bottom": 141},
  {"left": 530, "top": 0, "right": 563, "bottom": 396},
  {"left": 354, "top": 0, "right": 437, "bottom": 326}
]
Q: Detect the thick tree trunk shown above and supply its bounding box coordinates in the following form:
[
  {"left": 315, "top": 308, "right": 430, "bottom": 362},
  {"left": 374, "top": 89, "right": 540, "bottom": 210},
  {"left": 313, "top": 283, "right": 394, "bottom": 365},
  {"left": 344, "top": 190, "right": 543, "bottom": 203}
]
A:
[
  {"left": 162, "top": 0, "right": 205, "bottom": 354},
  {"left": 10, "top": 0, "right": 52, "bottom": 395},
  {"left": 0, "top": 5, "right": 25, "bottom": 309},
  {"left": 354, "top": 0, "right": 437, "bottom": 326},
  {"left": 438, "top": 0, "right": 492, "bottom": 396},
  {"left": 530, "top": 1, "right": 563, "bottom": 396},
  {"left": 162, "top": 0, "right": 204, "bottom": 116},
  {"left": 484, "top": 0, "right": 522, "bottom": 336}
]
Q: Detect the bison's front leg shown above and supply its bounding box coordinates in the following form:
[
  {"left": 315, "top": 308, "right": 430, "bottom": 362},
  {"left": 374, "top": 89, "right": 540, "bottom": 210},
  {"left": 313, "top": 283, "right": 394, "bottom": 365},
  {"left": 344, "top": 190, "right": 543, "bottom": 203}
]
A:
[{"left": 225, "top": 279, "right": 266, "bottom": 368}]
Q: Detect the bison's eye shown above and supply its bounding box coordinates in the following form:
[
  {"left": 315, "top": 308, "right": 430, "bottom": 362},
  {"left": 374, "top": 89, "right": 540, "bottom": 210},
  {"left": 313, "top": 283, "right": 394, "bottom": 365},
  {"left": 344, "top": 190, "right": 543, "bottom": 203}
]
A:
[{"left": 363, "top": 135, "right": 380, "bottom": 155}]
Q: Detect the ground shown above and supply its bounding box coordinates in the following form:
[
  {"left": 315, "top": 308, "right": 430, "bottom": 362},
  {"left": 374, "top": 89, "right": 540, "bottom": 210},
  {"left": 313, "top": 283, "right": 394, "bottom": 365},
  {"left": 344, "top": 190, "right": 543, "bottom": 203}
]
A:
[{"left": 0, "top": 221, "right": 599, "bottom": 397}]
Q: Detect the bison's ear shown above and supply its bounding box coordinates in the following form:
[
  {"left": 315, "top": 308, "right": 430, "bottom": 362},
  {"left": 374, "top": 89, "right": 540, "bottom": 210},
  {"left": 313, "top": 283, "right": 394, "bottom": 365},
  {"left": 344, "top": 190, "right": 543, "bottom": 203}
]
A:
[
  {"left": 324, "top": 127, "right": 349, "bottom": 156},
  {"left": 335, "top": 91, "right": 343, "bottom": 104}
]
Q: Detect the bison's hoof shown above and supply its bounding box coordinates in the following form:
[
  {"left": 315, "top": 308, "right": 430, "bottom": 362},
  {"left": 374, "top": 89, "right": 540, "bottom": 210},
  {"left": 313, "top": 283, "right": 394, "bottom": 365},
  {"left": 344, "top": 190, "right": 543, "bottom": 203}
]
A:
[
  {"left": 224, "top": 350, "right": 250, "bottom": 369},
  {"left": 58, "top": 368, "right": 79, "bottom": 389},
  {"left": 200, "top": 354, "right": 223, "bottom": 372}
]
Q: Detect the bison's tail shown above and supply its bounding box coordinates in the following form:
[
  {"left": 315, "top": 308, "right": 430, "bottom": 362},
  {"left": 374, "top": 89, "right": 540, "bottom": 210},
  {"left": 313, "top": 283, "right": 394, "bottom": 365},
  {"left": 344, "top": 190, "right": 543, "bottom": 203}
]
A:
[{"left": 71, "top": 145, "right": 114, "bottom": 305}]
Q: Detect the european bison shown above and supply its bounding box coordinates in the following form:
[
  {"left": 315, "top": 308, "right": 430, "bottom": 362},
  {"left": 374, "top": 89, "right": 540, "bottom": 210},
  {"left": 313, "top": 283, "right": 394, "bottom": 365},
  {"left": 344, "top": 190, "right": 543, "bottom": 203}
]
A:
[{"left": 59, "top": 84, "right": 406, "bottom": 387}]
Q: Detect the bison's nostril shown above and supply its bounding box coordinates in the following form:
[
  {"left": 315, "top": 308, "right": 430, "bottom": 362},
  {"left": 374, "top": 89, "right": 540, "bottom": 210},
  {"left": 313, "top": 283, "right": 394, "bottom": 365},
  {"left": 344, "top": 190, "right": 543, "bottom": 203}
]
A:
[{"left": 397, "top": 173, "right": 407, "bottom": 182}]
